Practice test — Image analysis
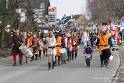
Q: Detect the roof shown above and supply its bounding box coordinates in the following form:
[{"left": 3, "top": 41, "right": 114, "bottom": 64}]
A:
[{"left": 72, "top": 15, "right": 81, "bottom": 20}]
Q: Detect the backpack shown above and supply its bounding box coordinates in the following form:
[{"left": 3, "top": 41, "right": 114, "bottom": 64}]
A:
[{"left": 85, "top": 47, "right": 92, "bottom": 54}]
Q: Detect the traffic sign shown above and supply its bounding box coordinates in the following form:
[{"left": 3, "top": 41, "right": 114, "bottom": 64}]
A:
[{"left": 48, "top": 7, "right": 57, "bottom": 25}]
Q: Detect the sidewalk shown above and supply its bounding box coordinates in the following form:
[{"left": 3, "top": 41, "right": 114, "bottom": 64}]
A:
[
  {"left": 0, "top": 48, "right": 11, "bottom": 58},
  {"left": 111, "top": 45, "right": 124, "bottom": 83}
]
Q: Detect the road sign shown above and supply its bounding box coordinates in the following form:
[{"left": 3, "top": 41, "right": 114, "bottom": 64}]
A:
[{"left": 48, "top": 7, "right": 57, "bottom": 25}]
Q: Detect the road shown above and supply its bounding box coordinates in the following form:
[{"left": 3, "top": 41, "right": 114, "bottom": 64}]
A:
[{"left": 0, "top": 46, "right": 120, "bottom": 83}]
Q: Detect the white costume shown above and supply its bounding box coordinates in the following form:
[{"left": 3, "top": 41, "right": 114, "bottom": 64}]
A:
[
  {"left": 46, "top": 35, "right": 56, "bottom": 62},
  {"left": 82, "top": 31, "right": 89, "bottom": 47}
]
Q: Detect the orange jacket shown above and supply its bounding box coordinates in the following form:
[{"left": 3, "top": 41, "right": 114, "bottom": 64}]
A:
[
  {"left": 56, "top": 36, "right": 62, "bottom": 46},
  {"left": 56, "top": 36, "right": 62, "bottom": 56},
  {"left": 97, "top": 34, "right": 110, "bottom": 55},
  {"left": 27, "top": 36, "right": 33, "bottom": 48}
]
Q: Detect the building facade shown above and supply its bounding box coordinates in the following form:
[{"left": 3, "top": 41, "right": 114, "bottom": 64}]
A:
[{"left": 32, "top": 0, "right": 50, "bottom": 16}]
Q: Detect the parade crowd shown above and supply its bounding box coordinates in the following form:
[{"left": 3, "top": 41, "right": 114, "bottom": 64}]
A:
[{"left": 9, "top": 23, "right": 123, "bottom": 70}]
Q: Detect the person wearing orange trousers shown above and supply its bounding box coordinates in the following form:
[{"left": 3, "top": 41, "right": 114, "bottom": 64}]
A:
[
  {"left": 55, "top": 33, "right": 62, "bottom": 65},
  {"left": 96, "top": 31, "right": 110, "bottom": 67}
]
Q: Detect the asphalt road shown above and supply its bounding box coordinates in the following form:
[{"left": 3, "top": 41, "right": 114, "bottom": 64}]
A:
[{"left": 0, "top": 47, "right": 120, "bottom": 83}]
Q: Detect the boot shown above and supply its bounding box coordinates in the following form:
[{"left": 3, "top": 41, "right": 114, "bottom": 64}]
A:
[
  {"left": 52, "top": 62, "right": 55, "bottom": 69},
  {"left": 48, "top": 62, "right": 51, "bottom": 70},
  {"left": 63, "top": 60, "right": 66, "bottom": 64},
  {"left": 105, "top": 63, "right": 108, "bottom": 67},
  {"left": 30, "top": 55, "right": 34, "bottom": 61},
  {"left": 86, "top": 59, "right": 90, "bottom": 67},
  {"left": 19, "top": 61, "right": 23, "bottom": 65},
  {"left": 26, "top": 57, "right": 28, "bottom": 63},
  {"left": 13, "top": 63, "right": 16, "bottom": 66},
  {"left": 105, "top": 60, "right": 108, "bottom": 67},
  {"left": 101, "top": 61, "right": 104, "bottom": 67},
  {"left": 35, "top": 54, "right": 38, "bottom": 60},
  {"left": 58, "top": 57, "right": 61, "bottom": 65},
  {"left": 39, "top": 55, "right": 41, "bottom": 59}
]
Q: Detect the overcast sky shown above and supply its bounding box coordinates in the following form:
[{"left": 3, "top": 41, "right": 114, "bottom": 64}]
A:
[{"left": 50, "top": 0, "right": 87, "bottom": 19}]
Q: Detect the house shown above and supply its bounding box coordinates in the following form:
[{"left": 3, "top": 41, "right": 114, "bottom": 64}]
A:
[
  {"left": 32, "top": 0, "right": 50, "bottom": 16},
  {"left": 32, "top": 0, "right": 50, "bottom": 29},
  {"left": 65, "top": 15, "right": 87, "bottom": 27}
]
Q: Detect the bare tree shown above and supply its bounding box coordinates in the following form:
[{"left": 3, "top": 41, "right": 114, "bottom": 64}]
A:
[
  {"left": 0, "top": 0, "right": 36, "bottom": 48},
  {"left": 87, "top": 0, "right": 124, "bottom": 21}
]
